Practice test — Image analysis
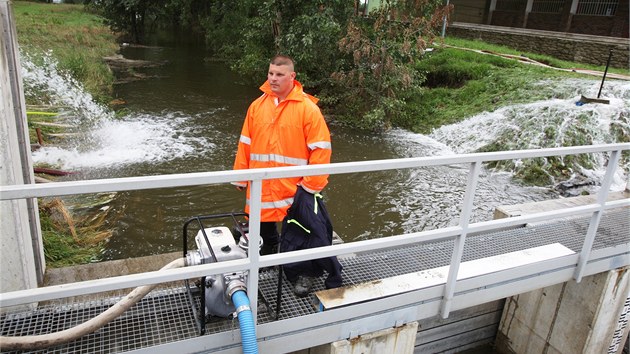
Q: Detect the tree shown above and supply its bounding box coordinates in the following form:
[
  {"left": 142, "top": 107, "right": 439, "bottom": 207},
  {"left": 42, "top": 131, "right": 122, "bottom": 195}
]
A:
[
  {"left": 202, "top": 1, "right": 274, "bottom": 81},
  {"left": 87, "top": 0, "right": 211, "bottom": 43},
  {"left": 89, "top": 0, "right": 451, "bottom": 131},
  {"left": 86, "top": 0, "right": 148, "bottom": 43},
  {"left": 203, "top": 0, "right": 352, "bottom": 89},
  {"left": 330, "top": 0, "right": 452, "bottom": 131},
  {"left": 203, "top": 0, "right": 451, "bottom": 131}
]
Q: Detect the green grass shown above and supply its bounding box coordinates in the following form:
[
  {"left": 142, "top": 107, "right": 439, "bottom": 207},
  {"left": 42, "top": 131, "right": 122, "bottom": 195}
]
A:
[
  {"left": 39, "top": 199, "right": 108, "bottom": 267},
  {"left": 41, "top": 215, "right": 100, "bottom": 267},
  {"left": 398, "top": 46, "right": 578, "bottom": 133},
  {"left": 395, "top": 35, "right": 630, "bottom": 134},
  {"left": 12, "top": 1, "right": 119, "bottom": 103}
]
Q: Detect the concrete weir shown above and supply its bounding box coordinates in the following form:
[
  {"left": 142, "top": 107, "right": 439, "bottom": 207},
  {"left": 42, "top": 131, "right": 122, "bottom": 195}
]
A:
[{"left": 494, "top": 191, "right": 630, "bottom": 354}]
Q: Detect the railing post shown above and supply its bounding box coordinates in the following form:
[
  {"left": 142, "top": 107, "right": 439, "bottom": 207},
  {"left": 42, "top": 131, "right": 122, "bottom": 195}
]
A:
[
  {"left": 440, "top": 161, "right": 481, "bottom": 318},
  {"left": 247, "top": 179, "right": 263, "bottom": 324},
  {"left": 574, "top": 149, "right": 621, "bottom": 282}
]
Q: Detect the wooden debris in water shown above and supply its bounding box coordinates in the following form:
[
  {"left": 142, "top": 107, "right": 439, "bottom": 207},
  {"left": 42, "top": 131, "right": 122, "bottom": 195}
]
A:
[{"left": 31, "top": 121, "right": 76, "bottom": 128}]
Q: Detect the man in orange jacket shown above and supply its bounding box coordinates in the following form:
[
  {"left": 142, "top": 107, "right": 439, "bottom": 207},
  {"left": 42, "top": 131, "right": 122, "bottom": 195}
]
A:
[{"left": 233, "top": 55, "right": 332, "bottom": 259}]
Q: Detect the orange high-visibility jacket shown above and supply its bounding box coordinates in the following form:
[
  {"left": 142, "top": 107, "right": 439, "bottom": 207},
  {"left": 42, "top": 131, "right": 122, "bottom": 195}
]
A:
[{"left": 233, "top": 79, "right": 331, "bottom": 222}]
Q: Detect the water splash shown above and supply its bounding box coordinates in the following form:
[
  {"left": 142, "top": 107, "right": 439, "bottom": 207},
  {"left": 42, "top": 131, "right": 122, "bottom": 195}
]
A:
[
  {"left": 21, "top": 51, "right": 112, "bottom": 124},
  {"left": 430, "top": 79, "right": 629, "bottom": 153},
  {"left": 356, "top": 79, "right": 630, "bottom": 239},
  {"left": 22, "top": 52, "right": 215, "bottom": 171},
  {"left": 31, "top": 111, "right": 214, "bottom": 170},
  {"left": 428, "top": 78, "right": 629, "bottom": 187}
]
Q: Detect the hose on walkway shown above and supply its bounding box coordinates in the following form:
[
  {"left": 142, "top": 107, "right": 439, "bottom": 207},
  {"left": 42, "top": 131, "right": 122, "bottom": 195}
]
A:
[
  {"left": 0, "top": 258, "right": 186, "bottom": 351},
  {"left": 231, "top": 290, "right": 258, "bottom": 354}
]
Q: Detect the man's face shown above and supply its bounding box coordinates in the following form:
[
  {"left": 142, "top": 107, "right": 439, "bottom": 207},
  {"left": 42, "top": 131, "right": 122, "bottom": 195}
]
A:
[{"left": 268, "top": 63, "right": 296, "bottom": 99}]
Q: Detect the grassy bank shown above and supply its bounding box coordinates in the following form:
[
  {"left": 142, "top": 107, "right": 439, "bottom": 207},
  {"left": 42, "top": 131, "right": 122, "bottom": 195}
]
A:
[
  {"left": 13, "top": 0, "right": 119, "bottom": 103},
  {"left": 399, "top": 37, "right": 628, "bottom": 134},
  {"left": 404, "top": 38, "right": 628, "bottom": 185},
  {"left": 12, "top": 1, "right": 118, "bottom": 267}
]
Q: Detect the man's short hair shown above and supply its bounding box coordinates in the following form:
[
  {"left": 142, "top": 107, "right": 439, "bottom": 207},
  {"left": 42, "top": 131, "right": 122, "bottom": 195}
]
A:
[{"left": 270, "top": 55, "right": 295, "bottom": 71}]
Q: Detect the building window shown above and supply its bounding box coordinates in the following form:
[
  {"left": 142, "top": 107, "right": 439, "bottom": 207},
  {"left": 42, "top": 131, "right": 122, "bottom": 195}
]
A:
[
  {"left": 531, "top": 0, "right": 564, "bottom": 13},
  {"left": 576, "top": 0, "right": 618, "bottom": 15},
  {"left": 495, "top": 0, "right": 527, "bottom": 12}
]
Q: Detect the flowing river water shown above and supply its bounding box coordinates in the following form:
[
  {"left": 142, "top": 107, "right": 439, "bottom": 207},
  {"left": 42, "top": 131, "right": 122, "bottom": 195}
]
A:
[{"left": 24, "top": 41, "right": 630, "bottom": 261}]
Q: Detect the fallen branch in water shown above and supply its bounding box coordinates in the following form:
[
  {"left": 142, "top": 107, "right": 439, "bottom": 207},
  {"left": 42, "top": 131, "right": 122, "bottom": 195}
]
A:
[{"left": 34, "top": 167, "right": 77, "bottom": 176}]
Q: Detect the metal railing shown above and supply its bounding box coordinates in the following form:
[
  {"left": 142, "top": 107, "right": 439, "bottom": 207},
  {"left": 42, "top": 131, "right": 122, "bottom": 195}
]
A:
[
  {"left": 576, "top": 0, "right": 619, "bottom": 16},
  {"left": 1, "top": 143, "right": 629, "bottom": 352}
]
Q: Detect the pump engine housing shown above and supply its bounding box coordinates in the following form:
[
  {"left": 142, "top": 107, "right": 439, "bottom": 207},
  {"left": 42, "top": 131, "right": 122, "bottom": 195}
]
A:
[{"left": 187, "top": 227, "right": 248, "bottom": 318}]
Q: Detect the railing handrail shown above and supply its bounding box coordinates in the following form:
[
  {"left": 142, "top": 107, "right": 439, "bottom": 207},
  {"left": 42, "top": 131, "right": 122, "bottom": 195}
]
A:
[
  {"left": 1, "top": 198, "right": 628, "bottom": 309},
  {"left": 1, "top": 143, "right": 628, "bottom": 319},
  {"left": 1, "top": 143, "right": 628, "bottom": 200}
]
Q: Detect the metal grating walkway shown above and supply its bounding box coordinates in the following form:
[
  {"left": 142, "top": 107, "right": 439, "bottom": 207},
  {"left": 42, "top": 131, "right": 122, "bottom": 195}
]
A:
[{"left": 1, "top": 208, "right": 628, "bottom": 354}]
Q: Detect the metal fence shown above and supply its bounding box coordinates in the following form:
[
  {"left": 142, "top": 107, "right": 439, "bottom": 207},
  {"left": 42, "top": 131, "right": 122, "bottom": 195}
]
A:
[
  {"left": 531, "top": 0, "right": 565, "bottom": 13},
  {"left": 576, "top": 0, "right": 619, "bottom": 15},
  {"left": 1, "top": 143, "right": 629, "bottom": 353},
  {"left": 495, "top": 0, "right": 619, "bottom": 15}
]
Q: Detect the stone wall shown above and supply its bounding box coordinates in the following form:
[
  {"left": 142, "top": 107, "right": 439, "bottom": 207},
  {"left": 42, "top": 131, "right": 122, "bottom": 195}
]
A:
[{"left": 447, "top": 22, "right": 629, "bottom": 69}]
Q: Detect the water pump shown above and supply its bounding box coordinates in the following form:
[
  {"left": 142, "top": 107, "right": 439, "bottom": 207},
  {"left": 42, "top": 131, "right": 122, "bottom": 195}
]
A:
[
  {"left": 182, "top": 213, "right": 260, "bottom": 337},
  {"left": 186, "top": 226, "right": 248, "bottom": 318}
]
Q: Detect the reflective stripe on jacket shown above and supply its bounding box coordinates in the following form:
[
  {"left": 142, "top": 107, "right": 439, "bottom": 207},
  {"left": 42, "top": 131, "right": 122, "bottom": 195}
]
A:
[{"left": 233, "top": 80, "right": 331, "bottom": 222}]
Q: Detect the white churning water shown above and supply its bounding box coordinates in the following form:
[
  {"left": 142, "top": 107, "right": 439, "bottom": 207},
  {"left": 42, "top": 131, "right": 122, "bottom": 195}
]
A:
[{"left": 22, "top": 53, "right": 214, "bottom": 170}]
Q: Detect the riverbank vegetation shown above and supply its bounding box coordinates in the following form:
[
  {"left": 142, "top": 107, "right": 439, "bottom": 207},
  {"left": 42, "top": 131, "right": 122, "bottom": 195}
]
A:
[
  {"left": 39, "top": 198, "right": 113, "bottom": 266},
  {"left": 16, "top": 0, "right": 625, "bottom": 134},
  {"left": 84, "top": 0, "right": 627, "bottom": 187},
  {"left": 84, "top": 0, "right": 627, "bottom": 132},
  {"left": 13, "top": 0, "right": 118, "bottom": 103}
]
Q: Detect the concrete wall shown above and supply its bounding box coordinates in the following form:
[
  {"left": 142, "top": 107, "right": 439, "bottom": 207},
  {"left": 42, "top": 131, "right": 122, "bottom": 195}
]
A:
[
  {"left": 494, "top": 192, "right": 630, "bottom": 353},
  {"left": 496, "top": 267, "right": 630, "bottom": 353},
  {"left": 0, "top": 0, "right": 44, "bottom": 295},
  {"left": 294, "top": 322, "right": 418, "bottom": 354},
  {"left": 294, "top": 301, "right": 501, "bottom": 354},
  {"left": 415, "top": 300, "right": 504, "bottom": 352},
  {"left": 447, "top": 22, "right": 629, "bottom": 69}
]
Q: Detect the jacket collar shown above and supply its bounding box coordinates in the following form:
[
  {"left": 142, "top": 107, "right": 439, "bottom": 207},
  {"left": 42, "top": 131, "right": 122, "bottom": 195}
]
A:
[{"left": 260, "top": 80, "right": 318, "bottom": 104}]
